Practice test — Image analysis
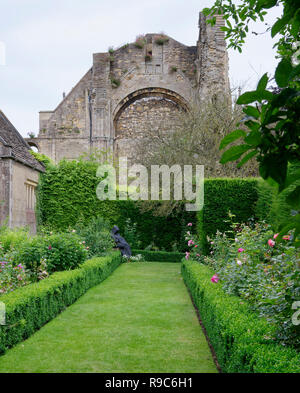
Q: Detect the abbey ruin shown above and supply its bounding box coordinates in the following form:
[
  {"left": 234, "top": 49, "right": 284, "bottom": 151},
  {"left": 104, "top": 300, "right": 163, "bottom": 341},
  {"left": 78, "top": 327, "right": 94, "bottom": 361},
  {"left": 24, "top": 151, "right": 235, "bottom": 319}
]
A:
[{"left": 27, "top": 12, "right": 229, "bottom": 163}]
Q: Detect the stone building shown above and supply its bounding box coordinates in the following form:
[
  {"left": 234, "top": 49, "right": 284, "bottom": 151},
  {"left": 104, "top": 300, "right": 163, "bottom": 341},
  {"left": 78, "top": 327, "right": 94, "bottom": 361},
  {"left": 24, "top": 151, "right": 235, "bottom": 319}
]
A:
[
  {"left": 0, "top": 111, "right": 45, "bottom": 233},
  {"left": 28, "top": 12, "right": 229, "bottom": 163}
]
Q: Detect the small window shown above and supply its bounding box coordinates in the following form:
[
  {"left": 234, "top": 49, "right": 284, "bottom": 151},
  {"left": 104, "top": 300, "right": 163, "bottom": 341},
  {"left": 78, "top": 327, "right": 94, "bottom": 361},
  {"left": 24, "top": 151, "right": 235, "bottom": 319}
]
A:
[{"left": 25, "top": 181, "right": 37, "bottom": 210}]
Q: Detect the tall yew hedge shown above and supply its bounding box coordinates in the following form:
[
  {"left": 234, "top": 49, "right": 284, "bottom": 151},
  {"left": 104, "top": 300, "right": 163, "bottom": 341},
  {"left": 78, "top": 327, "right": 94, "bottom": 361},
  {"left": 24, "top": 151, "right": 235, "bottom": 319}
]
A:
[{"left": 197, "top": 178, "right": 259, "bottom": 253}]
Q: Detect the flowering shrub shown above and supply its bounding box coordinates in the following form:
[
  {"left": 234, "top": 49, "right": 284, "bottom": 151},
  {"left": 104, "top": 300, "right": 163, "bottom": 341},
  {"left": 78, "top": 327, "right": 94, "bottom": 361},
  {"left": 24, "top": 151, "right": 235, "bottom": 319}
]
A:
[
  {"left": 201, "top": 220, "right": 300, "bottom": 350},
  {"left": 0, "top": 227, "right": 88, "bottom": 295},
  {"left": 184, "top": 223, "right": 203, "bottom": 262},
  {"left": 0, "top": 258, "right": 29, "bottom": 295},
  {"left": 13, "top": 232, "right": 87, "bottom": 273}
]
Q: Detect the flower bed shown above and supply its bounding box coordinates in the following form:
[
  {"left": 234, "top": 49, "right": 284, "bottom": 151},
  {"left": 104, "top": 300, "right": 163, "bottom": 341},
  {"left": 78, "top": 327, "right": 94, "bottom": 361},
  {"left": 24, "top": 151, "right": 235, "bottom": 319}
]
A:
[
  {"left": 185, "top": 219, "right": 300, "bottom": 349},
  {"left": 0, "top": 252, "right": 121, "bottom": 355},
  {"left": 182, "top": 259, "right": 300, "bottom": 373}
]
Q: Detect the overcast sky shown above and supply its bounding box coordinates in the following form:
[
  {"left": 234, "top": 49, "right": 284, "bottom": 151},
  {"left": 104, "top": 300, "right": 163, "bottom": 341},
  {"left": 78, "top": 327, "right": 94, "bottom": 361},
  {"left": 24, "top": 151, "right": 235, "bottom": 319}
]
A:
[{"left": 0, "top": 0, "right": 282, "bottom": 137}]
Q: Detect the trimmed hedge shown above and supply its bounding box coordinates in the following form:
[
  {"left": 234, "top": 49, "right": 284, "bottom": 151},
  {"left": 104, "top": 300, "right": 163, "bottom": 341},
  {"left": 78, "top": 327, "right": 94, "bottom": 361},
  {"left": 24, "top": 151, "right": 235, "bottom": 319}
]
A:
[
  {"left": 132, "top": 249, "right": 184, "bottom": 262},
  {"left": 37, "top": 160, "right": 194, "bottom": 252},
  {"left": 197, "top": 178, "right": 259, "bottom": 253},
  {"left": 0, "top": 252, "right": 121, "bottom": 355},
  {"left": 182, "top": 259, "right": 300, "bottom": 373}
]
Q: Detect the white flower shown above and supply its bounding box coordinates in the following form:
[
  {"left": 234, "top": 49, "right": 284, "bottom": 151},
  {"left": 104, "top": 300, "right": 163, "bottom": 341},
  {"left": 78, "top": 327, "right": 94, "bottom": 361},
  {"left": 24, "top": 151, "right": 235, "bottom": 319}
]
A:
[{"left": 237, "top": 260, "right": 242, "bottom": 266}]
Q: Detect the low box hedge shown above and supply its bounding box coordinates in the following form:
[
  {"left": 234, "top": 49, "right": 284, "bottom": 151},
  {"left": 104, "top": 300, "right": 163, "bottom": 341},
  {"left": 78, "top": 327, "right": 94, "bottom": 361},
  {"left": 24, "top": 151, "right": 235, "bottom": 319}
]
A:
[
  {"left": 0, "top": 252, "right": 121, "bottom": 355},
  {"left": 132, "top": 249, "right": 184, "bottom": 262},
  {"left": 182, "top": 259, "right": 300, "bottom": 373}
]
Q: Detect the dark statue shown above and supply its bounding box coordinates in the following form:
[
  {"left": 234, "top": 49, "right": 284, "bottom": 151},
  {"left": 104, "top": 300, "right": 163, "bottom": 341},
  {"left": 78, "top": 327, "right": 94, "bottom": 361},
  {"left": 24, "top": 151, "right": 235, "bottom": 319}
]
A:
[{"left": 111, "top": 225, "right": 132, "bottom": 258}]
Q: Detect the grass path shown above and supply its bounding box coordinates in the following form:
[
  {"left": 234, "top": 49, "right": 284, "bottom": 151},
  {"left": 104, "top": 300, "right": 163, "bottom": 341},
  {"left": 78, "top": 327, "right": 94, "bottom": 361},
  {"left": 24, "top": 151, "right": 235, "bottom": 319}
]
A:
[{"left": 0, "top": 262, "right": 217, "bottom": 373}]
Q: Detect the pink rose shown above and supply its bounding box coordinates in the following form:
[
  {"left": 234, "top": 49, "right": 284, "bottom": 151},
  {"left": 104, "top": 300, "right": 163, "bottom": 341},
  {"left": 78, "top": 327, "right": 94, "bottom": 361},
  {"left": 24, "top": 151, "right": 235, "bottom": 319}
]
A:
[
  {"left": 273, "top": 233, "right": 279, "bottom": 239},
  {"left": 211, "top": 274, "right": 219, "bottom": 283},
  {"left": 283, "top": 235, "right": 290, "bottom": 241},
  {"left": 185, "top": 252, "right": 190, "bottom": 260},
  {"left": 187, "top": 223, "right": 193, "bottom": 227},
  {"left": 188, "top": 240, "right": 194, "bottom": 246},
  {"left": 268, "top": 239, "right": 275, "bottom": 247},
  {"left": 238, "top": 248, "right": 244, "bottom": 253}
]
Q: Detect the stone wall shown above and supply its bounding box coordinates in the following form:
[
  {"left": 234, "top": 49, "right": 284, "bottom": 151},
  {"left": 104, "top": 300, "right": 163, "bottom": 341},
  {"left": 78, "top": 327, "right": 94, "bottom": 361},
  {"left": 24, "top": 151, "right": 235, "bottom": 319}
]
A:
[
  {"left": 0, "top": 158, "right": 11, "bottom": 226},
  {"left": 115, "top": 96, "right": 182, "bottom": 160},
  {"left": 11, "top": 161, "right": 40, "bottom": 233},
  {"left": 28, "top": 12, "right": 229, "bottom": 164}
]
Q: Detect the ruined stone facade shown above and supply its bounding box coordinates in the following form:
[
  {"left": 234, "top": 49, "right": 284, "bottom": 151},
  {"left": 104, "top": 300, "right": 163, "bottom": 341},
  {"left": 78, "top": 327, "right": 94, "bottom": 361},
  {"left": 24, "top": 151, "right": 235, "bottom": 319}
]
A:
[
  {"left": 0, "top": 111, "right": 45, "bottom": 233},
  {"left": 28, "top": 12, "right": 229, "bottom": 163}
]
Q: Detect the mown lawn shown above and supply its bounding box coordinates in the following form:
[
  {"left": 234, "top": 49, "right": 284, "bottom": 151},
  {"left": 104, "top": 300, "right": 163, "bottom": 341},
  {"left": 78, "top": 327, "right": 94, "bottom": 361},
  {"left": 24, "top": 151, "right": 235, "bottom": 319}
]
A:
[{"left": 0, "top": 262, "right": 217, "bottom": 373}]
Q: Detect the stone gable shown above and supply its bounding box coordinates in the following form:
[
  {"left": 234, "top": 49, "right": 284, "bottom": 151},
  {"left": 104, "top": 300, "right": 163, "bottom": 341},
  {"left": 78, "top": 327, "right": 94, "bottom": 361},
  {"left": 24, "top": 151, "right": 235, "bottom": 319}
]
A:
[{"left": 28, "top": 12, "right": 229, "bottom": 163}]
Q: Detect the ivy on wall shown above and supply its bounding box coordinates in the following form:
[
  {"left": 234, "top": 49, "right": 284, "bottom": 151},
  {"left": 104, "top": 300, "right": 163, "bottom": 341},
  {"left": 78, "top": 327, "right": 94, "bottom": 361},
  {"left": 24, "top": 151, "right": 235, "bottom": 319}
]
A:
[{"left": 36, "top": 160, "right": 194, "bottom": 251}]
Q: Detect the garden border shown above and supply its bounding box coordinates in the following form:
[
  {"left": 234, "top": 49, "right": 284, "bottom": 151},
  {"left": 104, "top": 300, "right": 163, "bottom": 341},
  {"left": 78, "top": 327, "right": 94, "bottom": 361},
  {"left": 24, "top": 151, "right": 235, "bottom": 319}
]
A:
[
  {"left": 0, "top": 252, "right": 121, "bottom": 355},
  {"left": 182, "top": 259, "right": 300, "bottom": 373}
]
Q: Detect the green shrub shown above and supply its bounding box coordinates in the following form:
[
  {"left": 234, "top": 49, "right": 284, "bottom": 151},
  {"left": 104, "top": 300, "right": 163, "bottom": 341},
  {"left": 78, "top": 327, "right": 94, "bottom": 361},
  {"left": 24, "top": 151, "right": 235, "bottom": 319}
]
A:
[
  {"left": 197, "top": 178, "right": 259, "bottom": 253},
  {"left": 0, "top": 226, "right": 31, "bottom": 253},
  {"left": 131, "top": 250, "right": 184, "bottom": 262},
  {"left": 14, "top": 233, "right": 87, "bottom": 273},
  {"left": 182, "top": 260, "right": 300, "bottom": 373},
  {"left": 0, "top": 252, "right": 121, "bottom": 355},
  {"left": 255, "top": 163, "right": 300, "bottom": 230},
  {"left": 254, "top": 178, "right": 276, "bottom": 224},
  {"left": 74, "top": 216, "right": 114, "bottom": 257}
]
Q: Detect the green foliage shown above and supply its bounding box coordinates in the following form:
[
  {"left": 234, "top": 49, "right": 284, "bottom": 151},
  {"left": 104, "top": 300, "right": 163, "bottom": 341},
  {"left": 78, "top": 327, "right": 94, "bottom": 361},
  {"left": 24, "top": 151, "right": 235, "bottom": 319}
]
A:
[
  {"left": 154, "top": 34, "right": 169, "bottom": 45},
  {"left": 255, "top": 178, "right": 276, "bottom": 223},
  {"left": 131, "top": 250, "right": 184, "bottom": 262},
  {"left": 182, "top": 260, "right": 300, "bottom": 373},
  {"left": 30, "top": 150, "right": 53, "bottom": 167},
  {"left": 110, "top": 76, "right": 121, "bottom": 88},
  {"left": 37, "top": 160, "right": 193, "bottom": 251},
  {"left": 0, "top": 252, "right": 121, "bottom": 355},
  {"left": 197, "top": 178, "right": 259, "bottom": 253},
  {"left": 0, "top": 226, "right": 31, "bottom": 253},
  {"left": 13, "top": 232, "right": 87, "bottom": 274},
  {"left": 205, "top": 0, "right": 300, "bottom": 245},
  {"left": 74, "top": 216, "right": 114, "bottom": 257},
  {"left": 123, "top": 218, "right": 142, "bottom": 249},
  {"left": 134, "top": 35, "right": 146, "bottom": 49},
  {"left": 255, "top": 163, "right": 300, "bottom": 231}
]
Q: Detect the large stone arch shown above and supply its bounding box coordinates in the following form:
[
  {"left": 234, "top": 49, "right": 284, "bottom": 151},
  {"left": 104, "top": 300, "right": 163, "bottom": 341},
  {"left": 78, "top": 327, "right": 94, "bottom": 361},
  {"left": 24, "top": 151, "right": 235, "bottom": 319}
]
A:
[{"left": 113, "top": 87, "right": 189, "bottom": 160}]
